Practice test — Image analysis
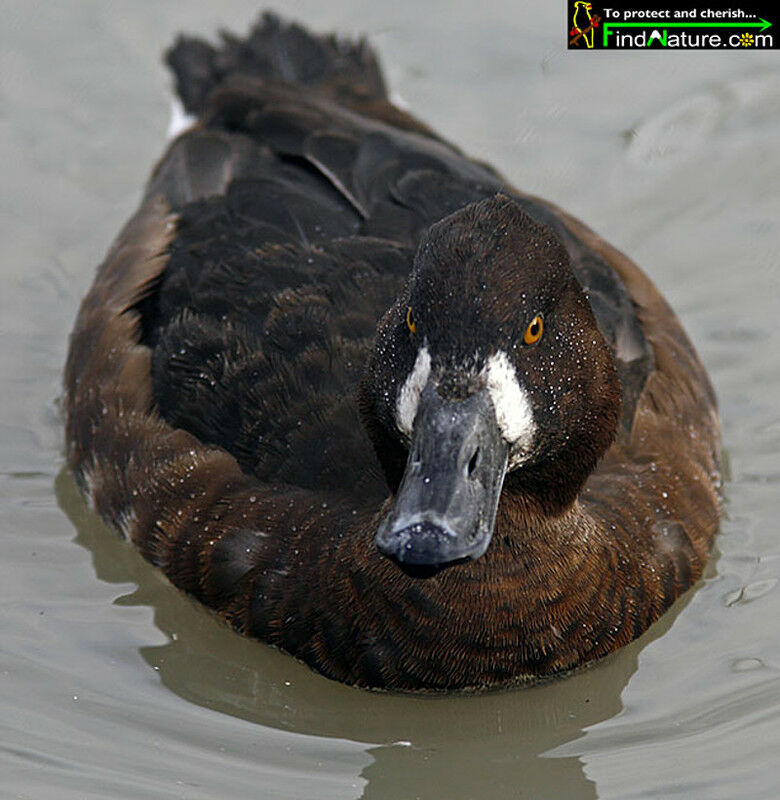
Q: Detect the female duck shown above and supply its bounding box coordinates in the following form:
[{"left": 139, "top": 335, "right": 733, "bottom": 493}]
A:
[{"left": 65, "top": 13, "right": 720, "bottom": 690}]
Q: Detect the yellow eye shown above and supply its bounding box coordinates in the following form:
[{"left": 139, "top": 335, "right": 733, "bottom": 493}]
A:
[
  {"left": 406, "top": 306, "right": 417, "bottom": 335},
  {"left": 523, "top": 314, "right": 544, "bottom": 345}
]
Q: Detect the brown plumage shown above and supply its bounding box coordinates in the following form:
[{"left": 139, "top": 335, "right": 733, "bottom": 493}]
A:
[{"left": 64, "top": 13, "right": 720, "bottom": 690}]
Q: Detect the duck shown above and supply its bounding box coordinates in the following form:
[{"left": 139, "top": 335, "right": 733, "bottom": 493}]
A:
[{"left": 64, "top": 12, "right": 721, "bottom": 691}]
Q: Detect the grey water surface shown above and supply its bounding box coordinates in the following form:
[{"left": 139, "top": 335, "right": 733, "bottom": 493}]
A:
[{"left": 1, "top": 1, "right": 779, "bottom": 798}]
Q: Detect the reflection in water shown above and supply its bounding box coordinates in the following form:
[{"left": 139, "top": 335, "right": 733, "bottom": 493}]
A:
[{"left": 57, "top": 468, "right": 694, "bottom": 799}]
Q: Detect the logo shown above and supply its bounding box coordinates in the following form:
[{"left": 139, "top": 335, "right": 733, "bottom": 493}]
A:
[
  {"left": 570, "top": 2, "right": 601, "bottom": 48},
  {"left": 567, "top": 0, "right": 776, "bottom": 49}
]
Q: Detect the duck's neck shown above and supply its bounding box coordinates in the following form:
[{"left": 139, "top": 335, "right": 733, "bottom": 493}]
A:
[{"left": 489, "top": 488, "right": 602, "bottom": 586}]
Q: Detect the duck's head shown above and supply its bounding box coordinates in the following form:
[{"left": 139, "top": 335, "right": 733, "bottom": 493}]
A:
[{"left": 361, "top": 194, "right": 620, "bottom": 570}]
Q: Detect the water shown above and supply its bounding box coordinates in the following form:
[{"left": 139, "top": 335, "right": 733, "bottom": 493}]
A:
[{"left": 2, "top": 1, "right": 779, "bottom": 798}]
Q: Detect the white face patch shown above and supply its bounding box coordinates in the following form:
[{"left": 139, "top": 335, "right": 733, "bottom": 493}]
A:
[
  {"left": 484, "top": 350, "right": 536, "bottom": 466},
  {"left": 396, "top": 346, "right": 431, "bottom": 437}
]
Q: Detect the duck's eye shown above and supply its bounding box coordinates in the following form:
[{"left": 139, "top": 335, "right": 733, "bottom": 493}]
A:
[
  {"left": 406, "top": 306, "right": 417, "bottom": 335},
  {"left": 523, "top": 314, "right": 544, "bottom": 345}
]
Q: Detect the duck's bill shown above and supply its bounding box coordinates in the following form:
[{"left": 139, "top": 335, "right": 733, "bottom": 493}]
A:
[{"left": 375, "top": 384, "right": 508, "bottom": 569}]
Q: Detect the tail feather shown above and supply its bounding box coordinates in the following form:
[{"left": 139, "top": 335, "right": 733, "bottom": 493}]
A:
[{"left": 165, "top": 12, "right": 387, "bottom": 117}]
